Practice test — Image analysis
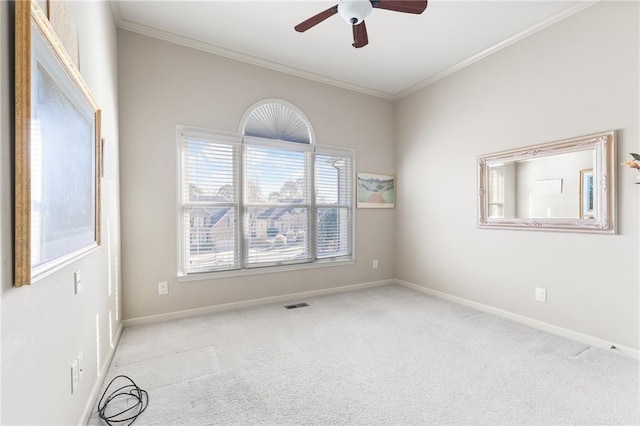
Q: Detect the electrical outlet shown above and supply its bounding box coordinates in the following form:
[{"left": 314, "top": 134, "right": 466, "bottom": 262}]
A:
[
  {"left": 71, "top": 359, "right": 79, "bottom": 394},
  {"left": 535, "top": 287, "right": 547, "bottom": 303},
  {"left": 158, "top": 281, "right": 168, "bottom": 295},
  {"left": 78, "top": 353, "right": 84, "bottom": 380},
  {"left": 372, "top": 259, "right": 379, "bottom": 269},
  {"left": 74, "top": 270, "right": 82, "bottom": 295}
]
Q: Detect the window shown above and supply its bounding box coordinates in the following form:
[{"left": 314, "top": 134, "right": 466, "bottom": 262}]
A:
[
  {"left": 180, "top": 131, "right": 241, "bottom": 273},
  {"left": 178, "top": 101, "right": 353, "bottom": 277},
  {"left": 488, "top": 165, "right": 505, "bottom": 218}
]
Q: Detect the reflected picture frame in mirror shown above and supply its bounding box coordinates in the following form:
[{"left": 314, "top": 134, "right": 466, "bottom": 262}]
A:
[
  {"left": 579, "top": 168, "right": 594, "bottom": 219},
  {"left": 477, "top": 130, "right": 616, "bottom": 234}
]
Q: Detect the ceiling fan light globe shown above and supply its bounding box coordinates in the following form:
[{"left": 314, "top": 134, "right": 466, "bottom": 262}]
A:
[{"left": 338, "top": 0, "right": 372, "bottom": 25}]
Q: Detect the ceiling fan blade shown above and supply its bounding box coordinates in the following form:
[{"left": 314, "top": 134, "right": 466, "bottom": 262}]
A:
[
  {"left": 352, "top": 21, "right": 368, "bottom": 48},
  {"left": 294, "top": 5, "right": 339, "bottom": 32},
  {"left": 373, "top": 0, "right": 428, "bottom": 14}
]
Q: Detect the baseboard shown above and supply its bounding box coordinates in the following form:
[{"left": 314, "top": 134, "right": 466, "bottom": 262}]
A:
[
  {"left": 123, "top": 279, "right": 394, "bottom": 328},
  {"left": 77, "top": 277, "right": 636, "bottom": 425},
  {"left": 79, "top": 321, "right": 124, "bottom": 425},
  {"left": 397, "top": 280, "right": 639, "bottom": 359}
]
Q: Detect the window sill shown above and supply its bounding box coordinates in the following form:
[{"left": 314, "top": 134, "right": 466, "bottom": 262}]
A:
[{"left": 176, "top": 258, "right": 355, "bottom": 282}]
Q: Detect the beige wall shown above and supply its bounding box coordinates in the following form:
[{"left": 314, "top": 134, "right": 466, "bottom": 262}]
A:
[
  {"left": 117, "top": 31, "right": 396, "bottom": 320},
  {"left": 515, "top": 150, "right": 593, "bottom": 219},
  {"left": 1, "top": 1, "right": 121, "bottom": 424},
  {"left": 395, "top": 1, "right": 639, "bottom": 349},
  {"left": 2, "top": 3, "right": 637, "bottom": 423}
]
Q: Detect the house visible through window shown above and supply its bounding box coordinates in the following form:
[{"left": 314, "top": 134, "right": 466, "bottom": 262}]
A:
[{"left": 178, "top": 100, "right": 354, "bottom": 276}]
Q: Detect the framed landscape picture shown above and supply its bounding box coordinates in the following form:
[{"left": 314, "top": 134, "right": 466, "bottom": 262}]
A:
[{"left": 357, "top": 173, "right": 395, "bottom": 208}]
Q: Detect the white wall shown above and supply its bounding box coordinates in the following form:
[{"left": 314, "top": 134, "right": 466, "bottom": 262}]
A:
[
  {"left": 515, "top": 150, "right": 593, "bottom": 218},
  {"left": 117, "top": 31, "right": 395, "bottom": 320},
  {"left": 396, "top": 1, "right": 639, "bottom": 349},
  {"left": 1, "top": 1, "right": 121, "bottom": 424}
]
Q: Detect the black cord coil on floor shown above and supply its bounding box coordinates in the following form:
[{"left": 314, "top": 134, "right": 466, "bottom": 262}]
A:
[{"left": 97, "top": 375, "right": 149, "bottom": 426}]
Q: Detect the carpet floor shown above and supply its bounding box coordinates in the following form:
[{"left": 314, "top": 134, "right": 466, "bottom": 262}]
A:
[{"left": 88, "top": 284, "right": 639, "bottom": 425}]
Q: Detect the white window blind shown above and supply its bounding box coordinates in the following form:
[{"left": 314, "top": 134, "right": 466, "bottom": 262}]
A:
[
  {"left": 488, "top": 166, "right": 505, "bottom": 218},
  {"left": 315, "top": 148, "right": 353, "bottom": 259},
  {"left": 244, "top": 139, "right": 312, "bottom": 267},
  {"left": 178, "top": 125, "right": 354, "bottom": 277},
  {"left": 180, "top": 130, "right": 241, "bottom": 274}
]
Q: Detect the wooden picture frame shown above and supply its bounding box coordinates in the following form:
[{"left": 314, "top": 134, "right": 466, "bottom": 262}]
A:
[
  {"left": 15, "top": 0, "right": 101, "bottom": 287},
  {"left": 580, "top": 169, "right": 594, "bottom": 218},
  {"left": 356, "top": 173, "right": 395, "bottom": 208},
  {"left": 47, "top": 0, "right": 80, "bottom": 69}
]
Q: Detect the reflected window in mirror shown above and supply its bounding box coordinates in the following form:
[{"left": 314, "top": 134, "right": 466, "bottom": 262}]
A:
[
  {"left": 488, "top": 164, "right": 505, "bottom": 218},
  {"left": 488, "top": 163, "right": 517, "bottom": 219}
]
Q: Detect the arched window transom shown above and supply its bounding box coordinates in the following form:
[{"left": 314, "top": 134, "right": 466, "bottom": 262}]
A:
[{"left": 241, "top": 99, "right": 314, "bottom": 144}]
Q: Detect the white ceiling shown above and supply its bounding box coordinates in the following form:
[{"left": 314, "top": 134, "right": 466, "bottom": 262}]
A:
[{"left": 112, "top": 1, "right": 594, "bottom": 99}]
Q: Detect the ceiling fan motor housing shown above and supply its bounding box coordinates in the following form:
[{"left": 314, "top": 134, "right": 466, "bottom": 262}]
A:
[{"left": 338, "top": 0, "right": 373, "bottom": 25}]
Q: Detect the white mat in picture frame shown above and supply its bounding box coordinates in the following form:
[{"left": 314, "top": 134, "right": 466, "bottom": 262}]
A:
[{"left": 356, "top": 173, "right": 395, "bottom": 208}]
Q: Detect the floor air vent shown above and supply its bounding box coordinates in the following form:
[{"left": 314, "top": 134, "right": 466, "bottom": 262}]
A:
[{"left": 285, "top": 303, "right": 309, "bottom": 309}]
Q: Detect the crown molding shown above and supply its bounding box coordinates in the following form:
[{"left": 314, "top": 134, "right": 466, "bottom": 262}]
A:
[
  {"left": 109, "top": 0, "right": 122, "bottom": 27},
  {"left": 110, "top": 0, "right": 598, "bottom": 102},
  {"left": 394, "top": 1, "right": 600, "bottom": 100},
  {"left": 114, "top": 17, "right": 396, "bottom": 100}
]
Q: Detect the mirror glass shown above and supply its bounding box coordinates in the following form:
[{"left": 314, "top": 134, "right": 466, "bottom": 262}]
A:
[{"left": 478, "top": 131, "right": 616, "bottom": 234}]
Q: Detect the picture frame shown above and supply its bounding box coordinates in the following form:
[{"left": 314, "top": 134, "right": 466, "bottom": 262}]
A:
[
  {"left": 356, "top": 173, "right": 395, "bottom": 208},
  {"left": 15, "top": 0, "right": 101, "bottom": 287},
  {"left": 47, "top": 0, "right": 80, "bottom": 69},
  {"left": 478, "top": 131, "right": 616, "bottom": 234},
  {"left": 580, "top": 168, "right": 594, "bottom": 218}
]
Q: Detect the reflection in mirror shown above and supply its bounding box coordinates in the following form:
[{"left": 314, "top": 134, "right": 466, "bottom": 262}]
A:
[{"left": 478, "top": 131, "right": 616, "bottom": 234}]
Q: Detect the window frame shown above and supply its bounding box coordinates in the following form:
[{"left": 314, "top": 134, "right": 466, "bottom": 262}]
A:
[
  {"left": 488, "top": 165, "right": 505, "bottom": 218},
  {"left": 242, "top": 136, "right": 315, "bottom": 269},
  {"left": 176, "top": 125, "right": 356, "bottom": 281},
  {"left": 315, "top": 146, "right": 354, "bottom": 260}
]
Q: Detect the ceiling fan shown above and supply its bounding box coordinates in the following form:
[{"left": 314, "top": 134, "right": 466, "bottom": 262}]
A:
[{"left": 294, "top": 0, "right": 428, "bottom": 48}]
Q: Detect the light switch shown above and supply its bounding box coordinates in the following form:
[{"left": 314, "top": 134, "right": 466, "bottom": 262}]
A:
[{"left": 74, "top": 271, "right": 82, "bottom": 295}]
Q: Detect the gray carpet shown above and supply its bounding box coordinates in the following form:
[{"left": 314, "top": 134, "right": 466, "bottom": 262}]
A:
[{"left": 88, "top": 285, "right": 639, "bottom": 425}]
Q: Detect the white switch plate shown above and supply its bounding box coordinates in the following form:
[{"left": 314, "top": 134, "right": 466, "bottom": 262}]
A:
[
  {"left": 158, "top": 281, "right": 168, "bottom": 295},
  {"left": 74, "top": 271, "right": 82, "bottom": 295},
  {"left": 372, "top": 259, "right": 379, "bottom": 269},
  {"left": 71, "top": 359, "right": 79, "bottom": 394},
  {"left": 535, "top": 287, "right": 547, "bottom": 303}
]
